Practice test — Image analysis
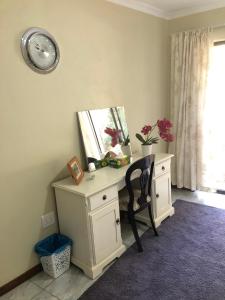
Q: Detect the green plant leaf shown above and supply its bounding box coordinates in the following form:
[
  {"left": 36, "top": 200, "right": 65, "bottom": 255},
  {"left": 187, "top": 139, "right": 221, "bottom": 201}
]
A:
[
  {"left": 150, "top": 137, "right": 160, "bottom": 144},
  {"left": 135, "top": 133, "right": 145, "bottom": 144},
  {"left": 145, "top": 137, "right": 159, "bottom": 145}
]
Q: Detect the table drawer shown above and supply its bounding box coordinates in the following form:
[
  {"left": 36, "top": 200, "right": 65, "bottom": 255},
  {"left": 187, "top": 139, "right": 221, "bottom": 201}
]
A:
[
  {"left": 88, "top": 186, "right": 118, "bottom": 211},
  {"left": 154, "top": 159, "right": 170, "bottom": 178}
]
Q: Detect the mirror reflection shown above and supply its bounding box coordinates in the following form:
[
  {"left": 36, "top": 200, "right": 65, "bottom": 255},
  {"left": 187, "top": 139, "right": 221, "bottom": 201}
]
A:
[{"left": 78, "top": 107, "right": 131, "bottom": 167}]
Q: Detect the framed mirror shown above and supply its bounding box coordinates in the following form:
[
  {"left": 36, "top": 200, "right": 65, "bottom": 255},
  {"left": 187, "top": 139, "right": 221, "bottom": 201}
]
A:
[{"left": 78, "top": 106, "right": 130, "bottom": 167}]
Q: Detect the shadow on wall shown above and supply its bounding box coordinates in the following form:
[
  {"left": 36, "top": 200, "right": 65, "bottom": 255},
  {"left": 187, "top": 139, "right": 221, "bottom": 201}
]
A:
[
  {"left": 75, "top": 112, "right": 87, "bottom": 170},
  {"left": 38, "top": 163, "right": 68, "bottom": 240}
]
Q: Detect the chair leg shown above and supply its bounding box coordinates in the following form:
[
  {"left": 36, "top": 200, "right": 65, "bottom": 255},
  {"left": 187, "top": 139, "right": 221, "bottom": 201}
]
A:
[
  {"left": 148, "top": 205, "right": 158, "bottom": 236},
  {"left": 128, "top": 213, "right": 143, "bottom": 252}
]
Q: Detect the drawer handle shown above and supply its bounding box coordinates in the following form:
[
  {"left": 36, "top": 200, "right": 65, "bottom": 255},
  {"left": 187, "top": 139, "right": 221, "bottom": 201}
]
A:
[
  {"left": 156, "top": 194, "right": 159, "bottom": 198},
  {"left": 162, "top": 166, "right": 165, "bottom": 171},
  {"left": 102, "top": 195, "right": 107, "bottom": 200},
  {"left": 116, "top": 219, "right": 120, "bottom": 225}
]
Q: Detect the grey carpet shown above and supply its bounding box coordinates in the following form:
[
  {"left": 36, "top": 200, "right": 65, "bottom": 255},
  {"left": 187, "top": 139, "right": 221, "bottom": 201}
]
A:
[{"left": 79, "top": 200, "right": 225, "bottom": 300}]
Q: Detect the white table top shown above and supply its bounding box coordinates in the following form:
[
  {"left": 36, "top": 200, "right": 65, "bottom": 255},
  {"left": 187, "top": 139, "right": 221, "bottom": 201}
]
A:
[{"left": 52, "top": 153, "right": 174, "bottom": 198}]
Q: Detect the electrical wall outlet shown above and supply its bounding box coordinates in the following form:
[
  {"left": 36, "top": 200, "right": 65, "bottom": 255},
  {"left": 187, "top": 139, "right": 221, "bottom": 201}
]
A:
[{"left": 41, "top": 212, "right": 55, "bottom": 228}]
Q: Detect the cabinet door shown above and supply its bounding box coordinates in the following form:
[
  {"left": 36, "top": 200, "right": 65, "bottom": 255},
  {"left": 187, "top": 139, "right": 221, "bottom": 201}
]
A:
[
  {"left": 154, "top": 173, "right": 171, "bottom": 218},
  {"left": 90, "top": 201, "right": 122, "bottom": 265}
]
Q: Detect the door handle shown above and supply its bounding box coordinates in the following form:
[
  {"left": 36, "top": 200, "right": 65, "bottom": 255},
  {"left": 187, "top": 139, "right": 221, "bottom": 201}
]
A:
[
  {"left": 156, "top": 194, "right": 159, "bottom": 198},
  {"left": 116, "top": 219, "right": 120, "bottom": 225}
]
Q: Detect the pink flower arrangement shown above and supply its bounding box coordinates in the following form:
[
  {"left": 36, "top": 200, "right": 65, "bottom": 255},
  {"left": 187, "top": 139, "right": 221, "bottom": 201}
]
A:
[
  {"left": 136, "top": 118, "right": 174, "bottom": 145},
  {"left": 104, "top": 127, "right": 122, "bottom": 147}
]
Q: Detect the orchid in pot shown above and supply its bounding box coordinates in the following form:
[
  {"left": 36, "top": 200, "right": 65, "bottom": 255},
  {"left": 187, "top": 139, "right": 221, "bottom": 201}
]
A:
[{"left": 136, "top": 118, "right": 174, "bottom": 156}]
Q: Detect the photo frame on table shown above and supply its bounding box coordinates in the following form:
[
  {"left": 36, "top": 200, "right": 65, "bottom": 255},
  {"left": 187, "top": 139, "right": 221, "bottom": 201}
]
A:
[{"left": 67, "top": 156, "right": 84, "bottom": 185}]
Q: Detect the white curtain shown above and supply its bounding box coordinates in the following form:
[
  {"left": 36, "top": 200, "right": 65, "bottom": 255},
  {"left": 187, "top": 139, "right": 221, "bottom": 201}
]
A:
[{"left": 169, "top": 29, "right": 210, "bottom": 190}]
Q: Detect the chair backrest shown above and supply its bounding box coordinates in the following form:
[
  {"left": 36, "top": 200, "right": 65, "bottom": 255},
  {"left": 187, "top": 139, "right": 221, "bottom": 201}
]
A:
[{"left": 125, "top": 155, "right": 155, "bottom": 212}]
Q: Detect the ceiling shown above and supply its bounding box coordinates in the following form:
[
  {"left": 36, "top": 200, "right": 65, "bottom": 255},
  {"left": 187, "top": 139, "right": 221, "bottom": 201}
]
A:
[{"left": 107, "top": 0, "right": 225, "bottom": 19}]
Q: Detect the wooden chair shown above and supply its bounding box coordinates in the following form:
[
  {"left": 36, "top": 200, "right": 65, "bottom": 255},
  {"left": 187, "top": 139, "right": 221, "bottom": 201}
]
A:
[{"left": 119, "top": 155, "right": 158, "bottom": 252}]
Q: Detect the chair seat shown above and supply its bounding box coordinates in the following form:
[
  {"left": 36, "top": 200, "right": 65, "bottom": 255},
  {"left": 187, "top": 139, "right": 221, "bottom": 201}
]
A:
[{"left": 119, "top": 188, "right": 151, "bottom": 211}]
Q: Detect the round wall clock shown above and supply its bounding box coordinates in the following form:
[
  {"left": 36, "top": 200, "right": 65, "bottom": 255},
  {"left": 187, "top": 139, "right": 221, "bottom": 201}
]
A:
[{"left": 21, "top": 27, "right": 60, "bottom": 74}]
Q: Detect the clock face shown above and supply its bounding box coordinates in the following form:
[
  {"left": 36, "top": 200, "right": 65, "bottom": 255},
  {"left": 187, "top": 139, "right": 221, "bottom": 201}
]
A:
[
  {"left": 28, "top": 34, "right": 56, "bottom": 70},
  {"left": 21, "top": 28, "right": 60, "bottom": 74}
]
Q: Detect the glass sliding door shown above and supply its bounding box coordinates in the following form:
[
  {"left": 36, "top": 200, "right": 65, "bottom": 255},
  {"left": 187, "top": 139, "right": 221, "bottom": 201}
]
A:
[{"left": 202, "top": 42, "right": 225, "bottom": 191}]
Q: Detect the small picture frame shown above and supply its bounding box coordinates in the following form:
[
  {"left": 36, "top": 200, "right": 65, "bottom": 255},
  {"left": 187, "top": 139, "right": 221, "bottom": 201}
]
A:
[{"left": 67, "top": 156, "right": 84, "bottom": 185}]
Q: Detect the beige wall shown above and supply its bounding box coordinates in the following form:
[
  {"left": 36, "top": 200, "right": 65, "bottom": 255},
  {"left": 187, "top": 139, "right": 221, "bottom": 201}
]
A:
[{"left": 0, "top": 0, "right": 169, "bottom": 286}]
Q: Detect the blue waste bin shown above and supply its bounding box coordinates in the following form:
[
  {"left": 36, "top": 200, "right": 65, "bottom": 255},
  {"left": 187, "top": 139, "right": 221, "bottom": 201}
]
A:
[{"left": 35, "top": 233, "right": 73, "bottom": 278}]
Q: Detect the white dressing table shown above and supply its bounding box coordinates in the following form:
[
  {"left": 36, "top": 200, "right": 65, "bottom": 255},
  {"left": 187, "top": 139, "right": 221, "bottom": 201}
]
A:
[{"left": 53, "top": 153, "right": 174, "bottom": 279}]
